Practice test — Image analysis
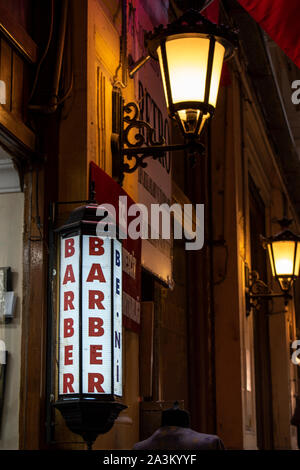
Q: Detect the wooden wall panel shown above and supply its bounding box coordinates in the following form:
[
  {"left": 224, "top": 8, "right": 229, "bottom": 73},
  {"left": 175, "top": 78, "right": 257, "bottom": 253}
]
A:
[
  {"left": 0, "top": 36, "right": 34, "bottom": 150},
  {"left": 12, "top": 50, "right": 24, "bottom": 120},
  {"left": 139, "top": 302, "right": 154, "bottom": 399}
]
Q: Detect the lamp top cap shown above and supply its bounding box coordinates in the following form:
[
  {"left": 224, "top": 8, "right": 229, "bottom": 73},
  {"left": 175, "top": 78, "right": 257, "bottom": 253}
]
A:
[
  {"left": 56, "top": 202, "right": 116, "bottom": 236},
  {"left": 268, "top": 228, "right": 300, "bottom": 243},
  {"left": 174, "top": 0, "right": 212, "bottom": 11},
  {"left": 145, "top": 8, "right": 238, "bottom": 61},
  {"left": 277, "top": 217, "right": 293, "bottom": 229}
]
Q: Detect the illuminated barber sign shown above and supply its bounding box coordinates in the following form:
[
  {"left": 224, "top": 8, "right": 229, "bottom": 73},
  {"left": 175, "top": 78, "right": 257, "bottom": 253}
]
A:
[{"left": 55, "top": 203, "right": 125, "bottom": 449}]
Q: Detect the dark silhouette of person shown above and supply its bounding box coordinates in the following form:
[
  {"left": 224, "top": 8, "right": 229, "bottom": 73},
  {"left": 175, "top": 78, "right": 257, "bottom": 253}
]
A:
[{"left": 133, "top": 402, "right": 225, "bottom": 450}]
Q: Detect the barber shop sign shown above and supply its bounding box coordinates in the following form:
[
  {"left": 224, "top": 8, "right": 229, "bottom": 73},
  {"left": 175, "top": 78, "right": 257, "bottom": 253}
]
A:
[
  {"left": 59, "top": 235, "right": 122, "bottom": 397},
  {"left": 55, "top": 204, "right": 126, "bottom": 448}
]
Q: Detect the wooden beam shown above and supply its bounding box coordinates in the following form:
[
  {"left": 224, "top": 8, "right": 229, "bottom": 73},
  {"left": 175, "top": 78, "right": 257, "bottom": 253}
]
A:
[
  {"left": 0, "top": 106, "right": 35, "bottom": 151},
  {"left": 0, "top": 4, "right": 38, "bottom": 63}
]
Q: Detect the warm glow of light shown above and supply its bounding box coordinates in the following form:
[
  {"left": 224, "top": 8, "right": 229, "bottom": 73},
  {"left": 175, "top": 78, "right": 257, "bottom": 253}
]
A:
[
  {"left": 209, "top": 42, "right": 225, "bottom": 107},
  {"left": 177, "top": 109, "right": 209, "bottom": 134},
  {"left": 295, "top": 243, "right": 300, "bottom": 276},
  {"left": 178, "top": 109, "right": 200, "bottom": 122},
  {"left": 165, "top": 37, "right": 210, "bottom": 103},
  {"left": 271, "top": 241, "right": 296, "bottom": 276},
  {"left": 157, "top": 36, "right": 225, "bottom": 109}
]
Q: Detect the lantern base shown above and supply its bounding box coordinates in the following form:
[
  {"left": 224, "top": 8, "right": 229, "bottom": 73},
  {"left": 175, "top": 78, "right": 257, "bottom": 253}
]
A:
[{"left": 55, "top": 399, "right": 127, "bottom": 449}]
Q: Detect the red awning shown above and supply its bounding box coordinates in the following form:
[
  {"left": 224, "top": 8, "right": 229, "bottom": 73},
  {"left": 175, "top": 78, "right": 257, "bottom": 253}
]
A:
[
  {"left": 237, "top": 0, "right": 300, "bottom": 69},
  {"left": 202, "top": 0, "right": 219, "bottom": 22}
]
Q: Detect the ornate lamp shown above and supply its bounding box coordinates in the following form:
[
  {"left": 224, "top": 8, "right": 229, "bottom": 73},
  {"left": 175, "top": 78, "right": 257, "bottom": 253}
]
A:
[
  {"left": 145, "top": 9, "right": 236, "bottom": 138},
  {"left": 112, "top": 8, "right": 237, "bottom": 184}
]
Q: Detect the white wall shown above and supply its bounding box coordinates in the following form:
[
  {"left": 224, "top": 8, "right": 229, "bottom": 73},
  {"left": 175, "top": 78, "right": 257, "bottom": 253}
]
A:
[{"left": 0, "top": 192, "right": 24, "bottom": 449}]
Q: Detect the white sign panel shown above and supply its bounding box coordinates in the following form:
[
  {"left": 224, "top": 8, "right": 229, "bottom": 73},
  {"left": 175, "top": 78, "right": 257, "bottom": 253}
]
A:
[
  {"left": 0, "top": 269, "right": 4, "bottom": 320},
  {"left": 59, "top": 235, "right": 80, "bottom": 395},
  {"left": 59, "top": 234, "right": 123, "bottom": 398},
  {"left": 113, "top": 239, "right": 122, "bottom": 396},
  {"left": 82, "top": 235, "right": 112, "bottom": 395},
  {"left": 137, "top": 76, "right": 173, "bottom": 285}
]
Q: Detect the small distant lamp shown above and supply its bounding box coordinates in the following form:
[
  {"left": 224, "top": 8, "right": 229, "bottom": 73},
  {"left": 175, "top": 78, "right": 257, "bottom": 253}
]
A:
[{"left": 265, "top": 220, "right": 300, "bottom": 293}]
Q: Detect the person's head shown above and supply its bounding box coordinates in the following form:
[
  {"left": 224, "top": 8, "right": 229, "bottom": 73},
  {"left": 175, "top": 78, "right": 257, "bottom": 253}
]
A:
[{"left": 161, "top": 401, "right": 190, "bottom": 428}]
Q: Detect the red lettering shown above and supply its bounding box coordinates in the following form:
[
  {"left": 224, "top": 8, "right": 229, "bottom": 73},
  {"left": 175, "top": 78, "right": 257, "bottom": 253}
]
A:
[
  {"left": 63, "top": 373, "right": 74, "bottom": 393},
  {"left": 90, "top": 345, "right": 103, "bottom": 364},
  {"left": 86, "top": 264, "right": 106, "bottom": 283},
  {"left": 64, "top": 345, "right": 73, "bottom": 365},
  {"left": 89, "top": 317, "right": 104, "bottom": 336},
  {"left": 64, "top": 291, "right": 75, "bottom": 310},
  {"left": 65, "top": 238, "right": 75, "bottom": 258},
  {"left": 63, "top": 264, "right": 75, "bottom": 285},
  {"left": 64, "top": 318, "right": 74, "bottom": 338},
  {"left": 89, "top": 237, "right": 104, "bottom": 256},
  {"left": 88, "top": 373, "right": 104, "bottom": 393},
  {"left": 89, "top": 290, "right": 104, "bottom": 310}
]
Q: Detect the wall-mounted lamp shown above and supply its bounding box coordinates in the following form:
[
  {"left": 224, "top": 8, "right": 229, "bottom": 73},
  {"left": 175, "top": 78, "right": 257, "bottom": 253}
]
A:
[
  {"left": 145, "top": 10, "right": 235, "bottom": 138},
  {"left": 264, "top": 218, "right": 300, "bottom": 293},
  {"left": 112, "top": 8, "right": 237, "bottom": 185},
  {"left": 246, "top": 218, "right": 300, "bottom": 317}
]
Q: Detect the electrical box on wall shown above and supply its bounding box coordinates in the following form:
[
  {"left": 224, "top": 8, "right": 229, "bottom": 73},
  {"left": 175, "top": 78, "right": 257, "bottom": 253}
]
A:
[{"left": 0, "top": 267, "right": 17, "bottom": 323}]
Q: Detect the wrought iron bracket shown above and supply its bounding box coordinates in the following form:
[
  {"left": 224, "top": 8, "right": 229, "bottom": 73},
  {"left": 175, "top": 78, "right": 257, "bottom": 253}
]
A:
[
  {"left": 245, "top": 266, "right": 291, "bottom": 317},
  {"left": 111, "top": 89, "right": 205, "bottom": 185}
]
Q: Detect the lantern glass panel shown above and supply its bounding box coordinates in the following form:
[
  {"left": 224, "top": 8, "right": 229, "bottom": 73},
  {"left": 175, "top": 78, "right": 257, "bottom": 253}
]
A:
[
  {"left": 157, "top": 36, "right": 225, "bottom": 108},
  {"left": 161, "top": 36, "right": 210, "bottom": 104},
  {"left": 267, "top": 244, "right": 275, "bottom": 276},
  {"left": 209, "top": 41, "right": 225, "bottom": 107},
  {"left": 177, "top": 109, "right": 210, "bottom": 134},
  {"left": 271, "top": 240, "right": 296, "bottom": 276},
  {"left": 294, "top": 241, "right": 300, "bottom": 276}
]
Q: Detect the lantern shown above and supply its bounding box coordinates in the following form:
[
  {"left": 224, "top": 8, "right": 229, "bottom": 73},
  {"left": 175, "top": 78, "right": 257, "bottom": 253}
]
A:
[
  {"left": 265, "top": 228, "right": 300, "bottom": 293},
  {"left": 145, "top": 9, "right": 236, "bottom": 138},
  {"left": 54, "top": 203, "right": 126, "bottom": 449}
]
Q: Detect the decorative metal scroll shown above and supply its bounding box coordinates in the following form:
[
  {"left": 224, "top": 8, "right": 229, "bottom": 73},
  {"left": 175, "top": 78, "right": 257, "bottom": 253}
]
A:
[
  {"left": 247, "top": 270, "right": 272, "bottom": 313},
  {"left": 248, "top": 271, "right": 272, "bottom": 296},
  {"left": 122, "top": 102, "right": 166, "bottom": 174},
  {"left": 111, "top": 91, "right": 205, "bottom": 185},
  {"left": 246, "top": 270, "right": 291, "bottom": 317}
]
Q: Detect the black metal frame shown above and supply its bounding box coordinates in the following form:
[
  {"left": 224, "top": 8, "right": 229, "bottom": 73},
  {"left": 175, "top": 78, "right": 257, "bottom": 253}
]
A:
[
  {"left": 245, "top": 265, "right": 291, "bottom": 318},
  {"left": 111, "top": 89, "right": 205, "bottom": 185},
  {"left": 145, "top": 10, "right": 236, "bottom": 62}
]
